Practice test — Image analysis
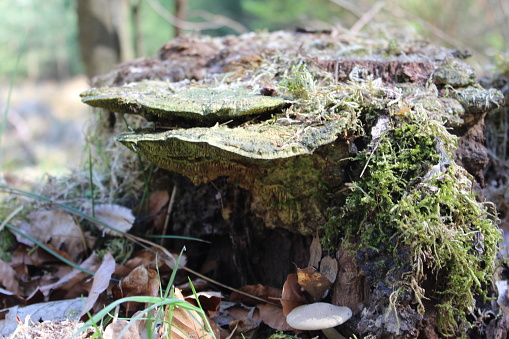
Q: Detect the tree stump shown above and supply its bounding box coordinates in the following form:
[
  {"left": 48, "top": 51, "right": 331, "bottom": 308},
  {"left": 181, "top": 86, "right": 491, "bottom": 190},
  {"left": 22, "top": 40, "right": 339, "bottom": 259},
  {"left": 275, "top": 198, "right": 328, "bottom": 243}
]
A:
[{"left": 81, "top": 29, "right": 506, "bottom": 337}]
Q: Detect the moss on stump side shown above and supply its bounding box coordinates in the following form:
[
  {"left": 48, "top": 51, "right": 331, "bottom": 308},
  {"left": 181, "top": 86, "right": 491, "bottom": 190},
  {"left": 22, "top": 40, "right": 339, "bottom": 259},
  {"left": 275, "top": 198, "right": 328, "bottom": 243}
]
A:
[{"left": 324, "top": 111, "right": 501, "bottom": 336}]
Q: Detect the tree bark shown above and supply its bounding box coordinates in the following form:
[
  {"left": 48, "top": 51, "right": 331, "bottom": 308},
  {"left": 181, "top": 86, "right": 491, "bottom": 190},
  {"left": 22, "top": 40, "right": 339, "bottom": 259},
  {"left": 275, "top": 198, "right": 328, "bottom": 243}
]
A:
[{"left": 77, "top": 0, "right": 121, "bottom": 79}]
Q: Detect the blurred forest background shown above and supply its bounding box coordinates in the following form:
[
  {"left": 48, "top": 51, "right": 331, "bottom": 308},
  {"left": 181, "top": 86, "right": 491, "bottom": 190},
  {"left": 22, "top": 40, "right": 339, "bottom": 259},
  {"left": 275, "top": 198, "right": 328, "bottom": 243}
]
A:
[{"left": 0, "top": 0, "right": 508, "bottom": 177}]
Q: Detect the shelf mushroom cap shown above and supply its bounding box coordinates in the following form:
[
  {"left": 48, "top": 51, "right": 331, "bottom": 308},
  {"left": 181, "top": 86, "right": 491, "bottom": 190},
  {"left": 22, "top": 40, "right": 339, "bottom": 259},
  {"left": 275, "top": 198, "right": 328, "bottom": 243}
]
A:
[{"left": 286, "top": 302, "right": 352, "bottom": 330}]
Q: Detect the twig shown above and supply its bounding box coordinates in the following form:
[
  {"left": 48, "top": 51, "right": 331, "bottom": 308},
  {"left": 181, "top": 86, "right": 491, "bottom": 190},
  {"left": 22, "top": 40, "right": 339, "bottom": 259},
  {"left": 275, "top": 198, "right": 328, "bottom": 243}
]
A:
[
  {"left": 145, "top": 0, "right": 248, "bottom": 34},
  {"left": 350, "top": 1, "right": 385, "bottom": 34},
  {"left": 162, "top": 185, "right": 177, "bottom": 247},
  {"left": 329, "top": 0, "right": 364, "bottom": 18}
]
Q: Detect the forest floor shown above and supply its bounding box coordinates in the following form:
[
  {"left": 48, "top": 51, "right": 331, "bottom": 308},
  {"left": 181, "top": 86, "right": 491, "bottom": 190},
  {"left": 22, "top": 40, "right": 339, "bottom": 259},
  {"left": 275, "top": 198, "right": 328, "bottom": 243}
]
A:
[{"left": 0, "top": 76, "right": 90, "bottom": 180}]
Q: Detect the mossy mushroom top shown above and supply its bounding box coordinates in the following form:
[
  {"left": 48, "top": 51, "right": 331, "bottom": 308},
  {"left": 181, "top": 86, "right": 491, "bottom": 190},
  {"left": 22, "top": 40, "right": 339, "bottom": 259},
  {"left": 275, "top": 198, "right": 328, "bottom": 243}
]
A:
[{"left": 80, "top": 80, "right": 289, "bottom": 126}]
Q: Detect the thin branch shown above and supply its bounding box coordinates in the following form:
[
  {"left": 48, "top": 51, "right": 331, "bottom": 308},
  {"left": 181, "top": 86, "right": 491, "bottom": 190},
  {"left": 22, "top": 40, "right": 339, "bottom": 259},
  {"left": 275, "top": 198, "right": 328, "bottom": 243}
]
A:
[
  {"left": 350, "top": 1, "right": 385, "bottom": 34},
  {"left": 145, "top": 0, "right": 247, "bottom": 34},
  {"left": 329, "top": 0, "right": 365, "bottom": 18}
]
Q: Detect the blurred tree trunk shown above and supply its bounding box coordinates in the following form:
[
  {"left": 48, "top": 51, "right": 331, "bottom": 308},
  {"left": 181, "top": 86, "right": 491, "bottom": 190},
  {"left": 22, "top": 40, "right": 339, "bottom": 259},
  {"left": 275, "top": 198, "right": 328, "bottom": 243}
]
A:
[
  {"left": 115, "top": 0, "right": 135, "bottom": 62},
  {"left": 132, "top": 0, "right": 144, "bottom": 58},
  {"left": 174, "top": 0, "right": 187, "bottom": 37},
  {"left": 77, "top": 0, "right": 121, "bottom": 79}
]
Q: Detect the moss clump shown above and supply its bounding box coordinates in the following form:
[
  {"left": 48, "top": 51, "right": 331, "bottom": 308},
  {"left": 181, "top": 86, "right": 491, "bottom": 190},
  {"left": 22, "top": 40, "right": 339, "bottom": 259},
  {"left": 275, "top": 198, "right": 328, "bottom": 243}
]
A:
[{"left": 323, "top": 111, "right": 501, "bottom": 336}]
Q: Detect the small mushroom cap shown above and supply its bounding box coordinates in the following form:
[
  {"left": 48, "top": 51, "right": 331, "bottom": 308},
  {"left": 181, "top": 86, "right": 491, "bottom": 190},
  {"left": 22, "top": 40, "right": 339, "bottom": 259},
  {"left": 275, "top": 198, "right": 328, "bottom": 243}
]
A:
[{"left": 286, "top": 302, "right": 352, "bottom": 330}]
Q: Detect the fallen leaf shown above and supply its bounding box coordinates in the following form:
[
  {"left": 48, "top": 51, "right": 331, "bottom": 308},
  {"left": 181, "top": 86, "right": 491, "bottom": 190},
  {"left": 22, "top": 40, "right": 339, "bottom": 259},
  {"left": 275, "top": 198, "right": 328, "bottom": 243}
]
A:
[
  {"left": 228, "top": 307, "right": 261, "bottom": 336},
  {"left": 12, "top": 210, "right": 85, "bottom": 260},
  {"left": 229, "top": 284, "right": 282, "bottom": 305},
  {"left": 185, "top": 291, "right": 222, "bottom": 317},
  {"left": 281, "top": 274, "right": 307, "bottom": 316},
  {"left": 319, "top": 256, "right": 338, "bottom": 284},
  {"left": 114, "top": 266, "right": 159, "bottom": 299},
  {"left": 257, "top": 303, "right": 293, "bottom": 331},
  {"left": 297, "top": 267, "right": 332, "bottom": 302},
  {"left": 134, "top": 190, "right": 169, "bottom": 232},
  {"left": 124, "top": 248, "right": 187, "bottom": 271},
  {"left": 39, "top": 253, "right": 102, "bottom": 296},
  {"left": 93, "top": 204, "right": 134, "bottom": 235},
  {"left": 0, "top": 260, "right": 23, "bottom": 295},
  {"left": 112, "top": 266, "right": 159, "bottom": 315},
  {"left": 103, "top": 313, "right": 148, "bottom": 339},
  {"left": 308, "top": 231, "right": 322, "bottom": 269},
  {"left": 161, "top": 288, "right": 214, "bottom": 339},
  {"left": 79, "top": 252, "right": 115, "bottom": 318}
]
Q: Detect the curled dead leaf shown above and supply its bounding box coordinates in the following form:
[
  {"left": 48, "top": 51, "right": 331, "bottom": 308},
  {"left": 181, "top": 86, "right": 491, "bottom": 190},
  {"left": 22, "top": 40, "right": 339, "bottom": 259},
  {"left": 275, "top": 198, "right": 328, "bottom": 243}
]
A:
[
  {"left": 257, "top": 303, "right": 294, "bottom": 331},
  {"left": 161, "top": 288, "right": 214, "bottom": 339},
  {"left": 79, "top": 252, "right": 115, "bottom": 318},
  {"left": 0, "top": 260, "right": 23, "bottom": 296},
  {"left": 185, "top": 291, "right": 222, "bottom": 317},
  {"left": 281, "top": 274, "right": 307, "bottom": 316},
  {"left": 297, "top": 267, "right": 332, "bottom": 302},
  {"left": 114, "top": 266, "right": 160, "bottom": 299},
  {"left": 319, "top": 256, "right": 338, "bottom": 284},
  {"left": 93, "top": 204, "right": 134, "bottom": 235}
]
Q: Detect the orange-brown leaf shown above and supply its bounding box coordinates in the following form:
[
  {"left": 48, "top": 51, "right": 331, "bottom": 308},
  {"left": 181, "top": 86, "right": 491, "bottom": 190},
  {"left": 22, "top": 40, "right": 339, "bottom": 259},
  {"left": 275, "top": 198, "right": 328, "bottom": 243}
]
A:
[
  {"left": 296, "top": 267, "right": 332, "bottom": 302},
  {"left": 281, "top": 273, "right": 307, "bottom": 316}
]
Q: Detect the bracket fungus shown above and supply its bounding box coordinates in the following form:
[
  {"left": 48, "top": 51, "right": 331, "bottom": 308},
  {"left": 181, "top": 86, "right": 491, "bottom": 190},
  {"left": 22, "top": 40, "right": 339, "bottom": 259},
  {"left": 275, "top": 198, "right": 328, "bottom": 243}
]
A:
[
  {"left": 80, "top": 81, "right": 289, "bottom": 126},
  {"left": 286, "top": 302, "right": 352, "bottom": 339},
  {"left": 81, "top": 81, "right": 356, "bottom": 234}
]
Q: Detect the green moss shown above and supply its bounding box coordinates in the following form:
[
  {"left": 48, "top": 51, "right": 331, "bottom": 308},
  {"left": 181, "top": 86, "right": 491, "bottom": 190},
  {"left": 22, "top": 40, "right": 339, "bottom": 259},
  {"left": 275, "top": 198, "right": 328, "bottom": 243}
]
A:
[
  {"left": 0, "top": 228, "right": 16, "bottom": 262},
  {"left": 323, "top": 111, "right": 501, "bottom": 336}
]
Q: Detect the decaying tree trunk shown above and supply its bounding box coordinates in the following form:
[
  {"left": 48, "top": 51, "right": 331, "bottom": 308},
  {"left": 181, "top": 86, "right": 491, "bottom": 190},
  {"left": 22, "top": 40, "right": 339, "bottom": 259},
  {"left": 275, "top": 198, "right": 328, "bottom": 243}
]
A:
[{"left": 81, "top": 29, "right": 507, "bottom": 337}]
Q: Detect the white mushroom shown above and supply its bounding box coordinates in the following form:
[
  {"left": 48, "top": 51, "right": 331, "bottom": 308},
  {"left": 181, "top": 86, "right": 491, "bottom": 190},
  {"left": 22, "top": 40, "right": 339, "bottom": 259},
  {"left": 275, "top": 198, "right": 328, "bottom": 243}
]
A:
[{"left": 286, "top": 302, "right": 352, "bottom": 339}]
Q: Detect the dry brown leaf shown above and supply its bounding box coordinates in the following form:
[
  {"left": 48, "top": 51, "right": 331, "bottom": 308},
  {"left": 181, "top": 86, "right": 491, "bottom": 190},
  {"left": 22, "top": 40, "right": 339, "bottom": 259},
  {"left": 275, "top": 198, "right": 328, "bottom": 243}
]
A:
[
  {"left": 297, "top": 267, "right": 332, "bottom": 302},
  {"left": 12, "top": 210, "right": 85, "bottom": 260},
  {"left": 111, "top": 266, "right": 160, "bottom": 315},
  {"left": 161, "top": 288, "right": 214, "bottom": 339},
  {"left": 134, "top": 190, "right": 169, "bottom": 232},
  {"left": 39, "top": 253, "right": 102, "bottom": 296},
  {"left": 281, "top": 273, "right": 307, "bottom": 316},
  {"left": 227, "top": 307, "right": 261, "bottom": 337},
  {"left": 93, "top": 204, "right": 135, "bottom": 235},
  {"left": 124, "top": 248, "right": 187, "bottom": 271},
  {"left": 228, "top": 317, "right": 261, "bottom": 335},
  {"left": 114, "top": 266, "right": 160, "bottom": 299},
  {"left": 308, "top": 231, "right": 322, "bottom": 269},
  {"left": 229, "top": 284, "right": 282, "bottom": 305},
  {"left": 0, "top": 260, "right": 23, "bottom": 295},
  {"left": 79, "top": 252, "right": 115, "bottom": 318},
  {"left": 185, "top": 291, "right": 222, "bottom": 317},
  {"left": 319, "top": 256, "right": 339, "bottom": 284},
  {"left": 257, "top": 303, "right": 293, "bottom": 331},
  {"left": 103, "top": 314, "right": 148, "bottom": 339}
]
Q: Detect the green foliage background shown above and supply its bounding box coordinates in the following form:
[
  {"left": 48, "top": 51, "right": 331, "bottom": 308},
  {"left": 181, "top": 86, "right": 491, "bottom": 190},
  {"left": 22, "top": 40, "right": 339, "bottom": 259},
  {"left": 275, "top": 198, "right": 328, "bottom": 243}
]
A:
[{"left": 0, "top": 0, "right": 507, "bottom": 80}]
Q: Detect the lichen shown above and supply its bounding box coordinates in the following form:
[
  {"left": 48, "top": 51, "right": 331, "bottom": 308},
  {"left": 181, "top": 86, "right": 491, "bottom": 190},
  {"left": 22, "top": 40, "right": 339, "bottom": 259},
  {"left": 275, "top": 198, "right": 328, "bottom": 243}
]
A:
[{"left": 323, "top": 109, "right": 501, "bottom": 336}]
